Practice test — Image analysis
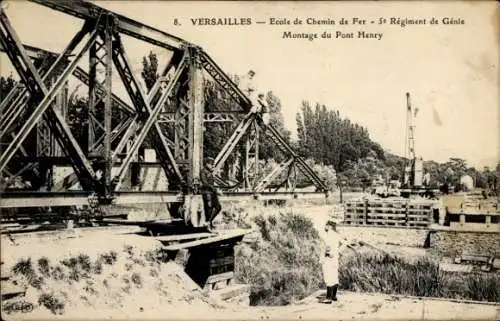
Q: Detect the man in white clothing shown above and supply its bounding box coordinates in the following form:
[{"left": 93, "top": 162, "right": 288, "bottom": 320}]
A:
[
  {"left": 321, "top": 220, "right": 341, "bottom": 303},
  {"left": 239, "top": 70, "right": 257, "bottom": 109}
]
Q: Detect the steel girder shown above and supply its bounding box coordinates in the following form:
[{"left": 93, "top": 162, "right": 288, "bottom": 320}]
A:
[
  {"left": 111, "top": 36, "right": 186, "bottom": 191},
  {"left": 0, "top": 44, "right": 136, "bottom": 117},
  {"left": 30, "top": 0, "right": 253, "bottom": 112},
  {"left": 0, "top": 10, "right": 99, "bottom": 189},
  {"left": 29, "top": 0, "right": 187, "bottom": 51},
  {"left": 158, "top": 112, "right": 237, "bottom": 123},
  {"left": 0, "top": 190, "right": 327, "bottom": 209},
  {"left": 0, "top": 0, "right": 329, "bottom": 212},
  {"left": 0, "top": 191, "right": 182, "bottom": 208}
]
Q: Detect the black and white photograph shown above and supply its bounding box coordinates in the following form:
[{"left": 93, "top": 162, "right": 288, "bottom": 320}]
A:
[{"left": 0, "top": 1, "right": 498, "bottom": 320}]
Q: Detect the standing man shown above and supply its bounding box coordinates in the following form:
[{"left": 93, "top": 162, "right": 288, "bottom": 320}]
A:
[
  {"left": 321, "top": 220, "right": 341, "bottom": 303},
  {"left": 200, "top": 157, "right": 222, "bottom": 232},
  {"left": 257, "top": 93, "right": 270, "bottom": 126},
  {"left": 239, "top": 70, "right": 257, "bottom": 109}
]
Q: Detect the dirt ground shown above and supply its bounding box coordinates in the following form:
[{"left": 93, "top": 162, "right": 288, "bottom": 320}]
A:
[
  {"left": 2, "top": 203, "right": 499, "bottom": 320},
  {"left": 13, "top": 290, "right": 499, "bottom": 320}
]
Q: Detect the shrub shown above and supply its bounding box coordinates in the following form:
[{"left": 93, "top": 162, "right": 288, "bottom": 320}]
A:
[
  {"left": 100, "top": 251, "right": 118, "bottom": 265},
  {"left": 76, "top": 254, "right": 92, "bottom": 274},
  {"left": 38, "top": 293, "right": 65, "bottom": 315},
  {"left": 61, "top": 254, "right": 93, "bottom": 282},
  {"left": 51, "top": 265, "right": 66, "bottom": 281},
  {"left": 340, "top": 253, "right": 441, "bottom": 297},
  {"left": 235, "top": 211, "right": 323, "bottom": 306},
  {"left": 462, "top": 273, "right": 500, "bottom": 302},
  {"left": 93, "top": 258, "right": 103, "bottom": 274},
  {"left": 124, "top": 245, "right": 134, "bottom": 257},
  {"left": 38, "top": 257, "right": 51, "bottom": 277},
  {"left": 12, "top": 258, "right": 35, "bottom": 277},
  {"left": 219, "top": 208, "right": 252, "bottom": 229},
  {"left": 12, "top": 258, "right": 44, "bottom": 289},
  {"left": 131, "top": 273, "right": 143, "bottom": 288}
]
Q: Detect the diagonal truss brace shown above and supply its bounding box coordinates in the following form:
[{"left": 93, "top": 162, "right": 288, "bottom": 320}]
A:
[
  {"left": 199, "top": 51, "right": 251, "bottom": 111},
  {"left": 1, "top": 0, "right": 329, "bottom": 197},
  {"left": 212, "top": 110, "right": 328, "bottom": 192},
  {"left": 264, "top": 124, "right": 328, "bottom": 191},
  {"left": 254, "top": 158, "right": 294, "bottom": 193},
  {"left": 213, "top": 112, "right": 256, "bottom": 174},
  {"left": 0, "top": 11, "right": 100, "bottom": 189},
  {"left": 0, "top": 64, "right": 135, "bottom": 139},
  {"left": 111, "top": 44, "right": 183, "bottom": 160},
  {"left": 111, "top": 39, "right": 188, "bottom": 191}
]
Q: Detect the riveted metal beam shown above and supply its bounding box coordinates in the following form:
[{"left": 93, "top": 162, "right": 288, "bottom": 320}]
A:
[{"left": 0, "top": 11, "right": 100, "bottom": 189}]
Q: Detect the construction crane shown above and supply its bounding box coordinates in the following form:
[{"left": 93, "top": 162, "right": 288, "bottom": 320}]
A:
[
  {"left": 400, "top": 92, "right": 436, "bottom": 198},
  {"left": 402, "top": 92, "right": 423, "bottom": 188}
]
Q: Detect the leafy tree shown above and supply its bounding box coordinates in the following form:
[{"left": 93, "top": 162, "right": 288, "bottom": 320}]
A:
[
  {"left": 66, "top": 95, "right": 89, "bottom": 149},
  {"left": 258, "top": 91, "right": 291, "bottom": 161},
  {"left": 0, "top": 75, "right": 16, "bottom": 101},
  {"left": 141, "top": 51, "right": 159, "bottom": 92},
  {"left": 295, "top": 101, "right": 384, "bottom": 200}
]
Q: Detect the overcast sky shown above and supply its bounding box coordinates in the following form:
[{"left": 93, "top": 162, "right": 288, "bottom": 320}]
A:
[{"left": 1, "top": 1, "right": 498, "bottom": 169}]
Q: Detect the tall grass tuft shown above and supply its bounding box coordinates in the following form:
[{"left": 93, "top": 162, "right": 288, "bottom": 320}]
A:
[
  {"left": 340, "top": 252, "right": 500, "bottom": 303},
  {"left": 235, "top": 211, "right": 324, "bottom": 306},
  {"left": 12, "top": 258, "right": 44, "bottom": 289}
]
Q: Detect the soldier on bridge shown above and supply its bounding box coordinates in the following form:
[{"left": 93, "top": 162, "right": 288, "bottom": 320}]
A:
[{"left": 200, "top": 157, "right": 222, "bottom": 232}]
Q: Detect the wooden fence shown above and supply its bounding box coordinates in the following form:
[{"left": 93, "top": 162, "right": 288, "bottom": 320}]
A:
[{"left": 343, "top": 199, "right": 435, "bottom": 228}]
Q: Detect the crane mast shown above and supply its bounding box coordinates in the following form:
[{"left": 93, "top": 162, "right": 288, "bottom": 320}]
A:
[{"left": 403, "top": 92, "right": 423, "bottom": 189}]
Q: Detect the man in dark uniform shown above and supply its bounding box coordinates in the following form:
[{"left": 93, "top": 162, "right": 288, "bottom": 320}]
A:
[{"left": 200, "top": 157, "right": 222, "bottom": 231}]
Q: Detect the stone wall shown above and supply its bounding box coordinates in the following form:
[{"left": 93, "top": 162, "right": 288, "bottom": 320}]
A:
[{"left": 429, "top": 230, "right": 500, "bottom": 257}]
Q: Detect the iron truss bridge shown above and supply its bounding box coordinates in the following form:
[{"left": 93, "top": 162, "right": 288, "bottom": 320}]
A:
[{"left": 0, "top": 0, "right": 329, "bottom": 227}]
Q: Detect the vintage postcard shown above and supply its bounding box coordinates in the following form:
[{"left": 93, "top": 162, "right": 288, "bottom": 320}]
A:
[{"left": 0, "top": 1, "right": 498, "bottom": 320}]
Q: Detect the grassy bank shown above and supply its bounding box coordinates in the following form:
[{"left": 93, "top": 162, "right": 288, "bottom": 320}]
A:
[
  {"left": 340, "top": 252, "right": 500, "bottom": 303},
  {"left": 6, "top": 245, "right": 217, "bottom": 316},
  {"left": 230, "top": 206, "right": 499, "bottom": 306},
  {"left": 234, "top": 211, "right": 324, "bottom": 306}
]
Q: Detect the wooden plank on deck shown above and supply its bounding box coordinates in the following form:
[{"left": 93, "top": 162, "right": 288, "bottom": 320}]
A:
[{"left": 162, "top": 229, "right": 251, "bottom": 251}]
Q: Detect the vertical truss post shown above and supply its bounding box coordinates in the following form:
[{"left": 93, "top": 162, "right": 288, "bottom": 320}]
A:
[
  {"left": 103, "top": 14, "right": 114, "bottom": 197},
  {"left": 244, "top": 119, "right": 259, "bottom": 190},
  {"left": 174, "top": 99, "right": 189, "bottom": 165},
  {"left": 54, "top": 81, "right": 68, "bottom": 157},
  {"left": 88, "top": 36, "right": 110, "bottom": 155},
  {"left": 88, "top": 38, "right": 97, "bottom": 154},
  {"left": 187, "top": 47, "right": 204, "bottom": 192},
  {"left": 37, "top": 71, "right": 51, "bottom": 157}
]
